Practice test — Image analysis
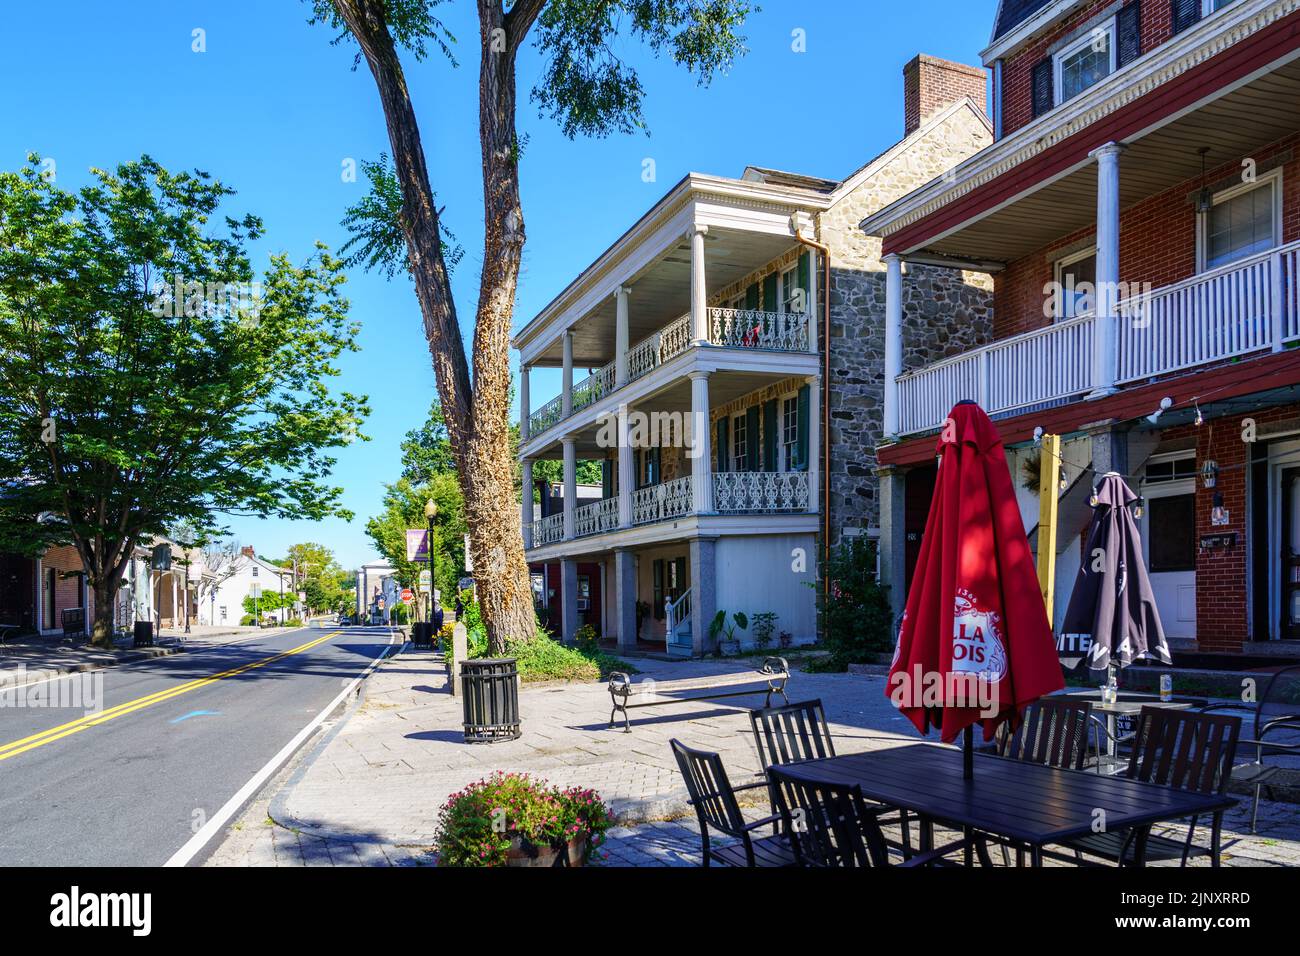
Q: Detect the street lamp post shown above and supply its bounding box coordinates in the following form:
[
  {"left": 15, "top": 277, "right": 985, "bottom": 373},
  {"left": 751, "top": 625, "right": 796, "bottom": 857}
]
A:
[{"left": 424, "top": 499, "right": 438, "bottom": 627}]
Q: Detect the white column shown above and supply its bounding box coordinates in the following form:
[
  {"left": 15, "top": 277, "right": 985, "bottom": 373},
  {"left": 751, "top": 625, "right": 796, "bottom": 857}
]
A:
[
  {"left": 690, "top": 224, "right": 709, "bottom": 345},
  {"left": 1089, "top": 141, "right": 1124, "bottom": 399},
  {"left": 690, "top": 371, "right": 713, "bottom": 513},
  {"left": 171, "top": 573, "right": 179, "bottom": 627},
  {"left": 561, "top": 331, "right": 574, "bottom": 419},
  {"left": 562, "top": 438, "right": 577, "bottom": 540},
  {"left": 615, "top": 286, "right": 631, "bottom": 387},
  {"left": 520, "top": 458, "right": 534, "bottom": 549},
  {"left": 618, "top": 405, "right": 634, "bottom": 528},
  {"left": 807, "top": 376, "right": 821, "bottom": 514},
  {"left": 520, "top": 363, "right": 531, "bottom": 442},
  {"left": 883, "top": 254, "right": 904, "bottom": 436}
]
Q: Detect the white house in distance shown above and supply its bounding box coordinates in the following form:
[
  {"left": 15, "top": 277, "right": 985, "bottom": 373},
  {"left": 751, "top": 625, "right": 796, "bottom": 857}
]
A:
[
  {"left": 356, "top": 560, "right": 396, "bottom": 624},
  {"left": 514, "top": 55, "right": 993, "bottom": 657},
  {"left": 202, "top": 546, "right": 293, "bottom": 627}
]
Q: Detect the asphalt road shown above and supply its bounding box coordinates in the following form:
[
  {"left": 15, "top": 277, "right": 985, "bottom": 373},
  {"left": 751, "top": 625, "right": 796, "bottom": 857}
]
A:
[{"left": 0, "top": 624, "right": 397, "bottom": 866}]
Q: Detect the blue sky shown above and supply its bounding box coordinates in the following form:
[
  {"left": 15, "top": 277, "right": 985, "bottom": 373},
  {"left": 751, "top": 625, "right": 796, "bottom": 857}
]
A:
[{"left": 0, "top": 0, "right": 994, "bottom": 569}]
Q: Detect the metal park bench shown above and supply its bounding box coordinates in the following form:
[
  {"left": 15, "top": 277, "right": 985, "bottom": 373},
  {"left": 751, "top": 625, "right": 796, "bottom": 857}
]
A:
[{"left": 607, "top": 657, "right": 790, "bottom": 733}]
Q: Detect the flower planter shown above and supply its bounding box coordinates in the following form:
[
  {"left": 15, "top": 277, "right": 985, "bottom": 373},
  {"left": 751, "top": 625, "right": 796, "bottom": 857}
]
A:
[{"left": 504, "top": 834, "right": 587, "bottom": 868}]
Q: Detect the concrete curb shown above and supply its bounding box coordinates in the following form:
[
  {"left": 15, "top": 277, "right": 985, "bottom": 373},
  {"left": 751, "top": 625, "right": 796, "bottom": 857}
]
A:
[{"left": 0, "top": 644, "right": 182, "bottom": 690}]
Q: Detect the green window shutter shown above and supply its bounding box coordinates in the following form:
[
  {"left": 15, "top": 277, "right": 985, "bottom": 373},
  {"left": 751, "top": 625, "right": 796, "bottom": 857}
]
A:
[
  {"left": 745, "top": 283, "right": 759, "bottom": 310},
  {"left": 716, "top": 418, "right": 729, "bottom": 473},
  {"left": 652, "top": 559, "right": 665, "bottom": 619},
  {"left": 1172, "top": 0, "right": 1202, "bottom": 34},
  {"left": 796, "top": 384, "right": 811, "bottom": 473},
  {"left": 601, "top": 459, "right": 613, "bottom": 498},
  {"left": 634, "top": 449, "right": 643, "bottom": 489},
  {"left": 675, "top": 556, "right": 688, "bottom": 590},
  {"left": 650, "top": 447, "right": 661, "bottom": 485},
  {"left": 762, "top": 274, "right": 778, "bottom": 313},
  {"left": 1031, "top": 58, "right": 1053, "bottom": 117},
  {"left": 1117, "top": 1, "right": 1142, "bottom": 67},
  {"left": 798, "top": 252, "right": 811, "bottom": 308},
  {"left": 745, "top": 406, "right": 760, "bottom": 471},
  {"left": 763, "top": 399, "right": 778, "bottom": 472}
]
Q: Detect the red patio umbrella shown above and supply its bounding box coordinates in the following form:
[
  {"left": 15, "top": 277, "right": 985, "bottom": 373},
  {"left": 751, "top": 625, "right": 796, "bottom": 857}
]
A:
[{"left": 885, "top": 401, "right": 1065, "bottom": 777}]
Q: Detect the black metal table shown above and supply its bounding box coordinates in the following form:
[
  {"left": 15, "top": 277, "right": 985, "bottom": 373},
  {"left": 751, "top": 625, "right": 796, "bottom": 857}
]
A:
[{"left": 776, "top": 743, "right": 1235, "bottom": 866}]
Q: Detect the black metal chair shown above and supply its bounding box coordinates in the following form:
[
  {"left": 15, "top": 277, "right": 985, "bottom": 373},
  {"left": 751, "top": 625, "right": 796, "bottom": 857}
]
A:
[
  {"left": 767, "top": 766, "right": 952, "bottom": 868},
  {"left": 669, "top": 738, "right": 796, "bottom": 867},
  {"left": 1051, "top": 706, "right": 1241, "bottom": 867},
  {"left": 1197, "top": 664, "right": 1300, "bottom": 832},
  {"left": 749, "top": 698, "right": 914, "bottom": 855}
]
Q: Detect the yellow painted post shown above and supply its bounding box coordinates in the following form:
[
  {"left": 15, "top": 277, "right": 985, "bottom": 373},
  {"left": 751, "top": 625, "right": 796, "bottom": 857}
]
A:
[{"left": 1037, "top": 434, "right": 1061, "bottom": 622}]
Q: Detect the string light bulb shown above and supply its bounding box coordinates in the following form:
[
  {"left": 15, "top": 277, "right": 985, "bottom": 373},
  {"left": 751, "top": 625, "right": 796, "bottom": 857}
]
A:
[
  {"left": 1194, "top": 401, "right": 1204, "bottom": 426},
  {"left": 1134, "top": 496, "right": 1145, "bottom": 519}
]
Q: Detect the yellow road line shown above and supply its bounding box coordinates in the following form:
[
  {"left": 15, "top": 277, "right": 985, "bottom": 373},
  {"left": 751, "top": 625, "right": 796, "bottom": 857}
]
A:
[{"left": 0, "top": 631, "right": 340, "bottom": 762}]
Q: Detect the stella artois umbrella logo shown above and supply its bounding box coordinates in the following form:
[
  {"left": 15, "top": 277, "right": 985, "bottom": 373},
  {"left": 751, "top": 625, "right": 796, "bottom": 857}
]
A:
[{"left": 952, "top": 588, "right": 1007, "bottom": 683}]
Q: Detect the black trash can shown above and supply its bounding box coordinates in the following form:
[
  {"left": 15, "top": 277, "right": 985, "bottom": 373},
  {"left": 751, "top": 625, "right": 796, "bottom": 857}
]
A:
[
  {"left": 133, "top": 621, "right": 155, "bottom": 648},
  {"left": 461, "top": 658, "right": 522, "bottom": 744},
  {"left": 410, "top": 622, "right": 431, "bottom": 649}
]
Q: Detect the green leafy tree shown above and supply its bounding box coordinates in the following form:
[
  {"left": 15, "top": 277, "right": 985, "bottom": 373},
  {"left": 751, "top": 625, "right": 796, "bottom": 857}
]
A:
[
  {"left": 0, "top": 155, "right": 369, "bottom": 645},
  {"left": 365, "top": 473, "right": 466, "bottom": 615},
  {"left": 310, "top": 0, "right": 753, "bottom": 654}
]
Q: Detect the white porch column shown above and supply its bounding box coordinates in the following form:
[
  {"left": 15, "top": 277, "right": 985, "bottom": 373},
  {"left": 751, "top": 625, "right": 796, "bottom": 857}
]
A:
[
  {"left": 883, "top": 254, "right": 904, "bottom": 437},
  {"left": 690, "top": 224, "right": 710, "bottom": 346},
  {"left": 562, "top": 438, "right": 577, "bottom": 540},
  {"left": 615, "top": 548, "right": 638, "bottom": 651},
  {"left": 561, "top": 331, "right": 574, "bottom": 419},
  {"left": 615, "top": 286, "right": 631, "bottom": 387},
  {"left": 807, "top": 376, "right": 821, "bottom": 514},
  {"left": 618, "top": 405, "right": 634, "bottom": 529},
  {"left": 560, "top": 558, "right": 578, "bottom": 645},
  {"left": 520, "top": 363, "right": 531, "bottom": 442},
  {"left": 1089, "top": 141, "right": 1124, "bottom": 399},
  {"left": 690, "top": 371, "right": 713, "bottom": 513},
  {"left": 520, "top": 458, "right": 534, "bottom": 549}
]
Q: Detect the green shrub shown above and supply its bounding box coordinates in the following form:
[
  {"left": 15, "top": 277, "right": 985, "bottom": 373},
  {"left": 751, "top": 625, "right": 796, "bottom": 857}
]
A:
[
  {"left": 452, "top": 597, "right": 630, "bottom": 682},
  {"left": 574, "top": 624, "right": 600, "bottom": 655},
  {"left": 283, "top": 618, "right": 304, "bottom": 628},
  {"left": 240, "top": 614, "right": 256, "bottom": 626},
  {"left": 434, "top": 772, "right": 614, "bottom": 867},
  {"left": 815, "top": 537, "right": 893, "bottom": 669}
]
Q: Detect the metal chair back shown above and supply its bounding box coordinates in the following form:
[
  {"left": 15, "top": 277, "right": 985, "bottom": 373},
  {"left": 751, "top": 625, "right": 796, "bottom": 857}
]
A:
[
  {"left": 1256, "top": 664, "right": 1300, "bottom": 745},
  {"left": 767, "top": 766, "right": 888, "bottom": 868},
  {"left": 1127, "top": 706, "right": 1241, "bottom": 796},
  {"left": 670, "top": 738, "right": 748, "bottom": 838},
  {"left": 998, "top": 698, "right": 1092, "bottom": 770},
  {"left": 749, "top": 698, "right": 835, "bottom": 770}
]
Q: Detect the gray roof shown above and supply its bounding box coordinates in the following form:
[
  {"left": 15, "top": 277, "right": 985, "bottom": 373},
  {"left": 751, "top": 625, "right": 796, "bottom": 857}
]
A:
[{"left": 992, "top": 0, "right": 1056, "bottom": 41}]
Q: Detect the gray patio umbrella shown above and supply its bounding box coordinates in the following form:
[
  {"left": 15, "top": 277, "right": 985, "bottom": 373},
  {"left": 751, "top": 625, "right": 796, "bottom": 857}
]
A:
[{"left": 1059, "top": 472, "right": 1172, "bottom": 673}]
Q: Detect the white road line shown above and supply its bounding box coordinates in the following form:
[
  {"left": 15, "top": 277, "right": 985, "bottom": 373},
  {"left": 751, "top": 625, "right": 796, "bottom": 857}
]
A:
[{"left": 163, "top": 627, "right": 402, "bottom": 868}]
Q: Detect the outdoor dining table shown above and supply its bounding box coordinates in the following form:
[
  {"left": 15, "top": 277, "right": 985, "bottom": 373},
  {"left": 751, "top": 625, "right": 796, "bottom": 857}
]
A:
[{"left": 776, "top": 743, "right": 1235, "bottom": 867}]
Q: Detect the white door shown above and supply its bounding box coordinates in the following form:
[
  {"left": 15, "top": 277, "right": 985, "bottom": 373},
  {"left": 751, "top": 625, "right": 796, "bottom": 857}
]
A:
[{"left": 1140, "top": 478, "right": 1197, "bottom": 640}]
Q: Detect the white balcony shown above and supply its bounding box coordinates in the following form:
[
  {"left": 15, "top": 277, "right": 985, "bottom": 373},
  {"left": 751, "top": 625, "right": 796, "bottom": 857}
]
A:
[
  {"left": 714, "top": 471, "right": 811, "bottom": 513},
  {"left": 633, "top": 476, "right": 695, "bottom": 526},
  {"left": 533, "top": 512, "right": 564, "bottom": 547},
  {"left": 894, "top": 240, "right": 1300, "bottom": 436},
  {"left": 574, "top": 497, "right": 619, "bottom": 538}
]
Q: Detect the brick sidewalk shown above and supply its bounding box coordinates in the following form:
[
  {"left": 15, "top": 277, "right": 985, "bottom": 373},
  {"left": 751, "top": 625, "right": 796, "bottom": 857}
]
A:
[{"left": 205, "top": 647, "right": 1300, "bottom": 868}]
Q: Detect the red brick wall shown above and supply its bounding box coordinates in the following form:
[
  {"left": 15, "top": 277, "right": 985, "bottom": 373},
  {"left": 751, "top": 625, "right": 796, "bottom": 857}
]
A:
[
  {"left": 41, "top": 545, "right": 89, "bottom": 632},
  {"left": 904, "top": 55, "right": 988, "bottom": 135},
  {"left": 992, "top": 133, "right": 1300, "bottom": 338},
  {"left": 1157, "top": 403, "right": 1300, "bottom": 652},
  {"left": 1001, "top": 0, "right": 1173, "bottom": 137}
]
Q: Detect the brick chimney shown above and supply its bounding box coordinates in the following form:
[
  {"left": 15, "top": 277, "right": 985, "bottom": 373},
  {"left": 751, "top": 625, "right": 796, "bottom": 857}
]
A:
[
  {"left": 241, "top": 546, "right": 256, "bottom": 559},
  {"left": 903, "top": 54, "right": 987, "bottom": 136}
]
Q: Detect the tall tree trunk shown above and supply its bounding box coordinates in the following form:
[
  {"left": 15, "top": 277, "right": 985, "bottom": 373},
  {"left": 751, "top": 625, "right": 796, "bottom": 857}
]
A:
[
  {"left": 334, "top": 0, "right": 539, "bottom": 655},
  {"left": 90, "top": 574, "right": 118, "bottom": 647}
]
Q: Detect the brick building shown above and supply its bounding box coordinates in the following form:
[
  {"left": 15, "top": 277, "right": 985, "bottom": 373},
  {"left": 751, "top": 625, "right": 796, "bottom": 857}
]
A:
[{"left": 863, "top": 0, "right": 1300, "bottom": 659}]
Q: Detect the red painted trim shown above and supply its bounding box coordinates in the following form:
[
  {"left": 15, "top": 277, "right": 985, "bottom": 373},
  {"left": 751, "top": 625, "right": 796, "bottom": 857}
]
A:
[
  {"left": 883, "top": 9, "right": 1300, "bottom": 257},
  {"left": 877, "top": 349, "right": 1300, "bottom": 467}
]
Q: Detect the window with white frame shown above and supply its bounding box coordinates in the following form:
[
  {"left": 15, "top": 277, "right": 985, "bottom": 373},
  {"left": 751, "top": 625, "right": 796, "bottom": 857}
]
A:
[
  {"left": 1204, "top": 0, "right": 1237, "bottom": 14},
  {"left": 1053, "top": 248, "right": 1097, "bottom": 320},
  {"left": 1198, "top": 171, "right": 1281, "bottom": 272},
  {"left": 1055, "top": 21, "right": 1115, "bottom": 104},
  {"left": 780, "top": 264, "right": 804, "bottom": 315},
  {"left": 731, "top": 413, "right": 748, "bottom": 471},
  {"left": 782, "top": 396, "right": 799, "bottom": 470}
]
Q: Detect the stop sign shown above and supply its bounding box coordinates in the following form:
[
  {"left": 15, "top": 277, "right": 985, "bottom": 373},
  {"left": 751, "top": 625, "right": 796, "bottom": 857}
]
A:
[{"left": 400, "top": 588, "right": 415, "bottom": 605}]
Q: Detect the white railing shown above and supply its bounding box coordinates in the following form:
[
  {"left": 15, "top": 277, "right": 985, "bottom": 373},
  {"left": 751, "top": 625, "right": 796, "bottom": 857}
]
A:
[
  {"left": 574, "top": 497, "right": 619, "bottom": 538},
  {"left": 572, "top": 362, "right": 615, "bottom": 414},
  {"left": 1117, "top": 241, "right": 1300, "bottom": 383},
  {"left": 632, "top": 476, "right": 695, "bottom": 526},
  {"left": 713, "top": 471, "right": 810, "bottom": 513},
  {"left": 895, "top": 241, "right": 1300, "bottom": 436},
  {"left": 528, "top": 394, "right": 564, "bottom": 438},
  {"left": 532, "top": 513, "right": 564, "bottom": 547},
  {"left": 665, "top": 587, "right": 692, "bottom": 641},
  {"left": 627, "top": 331, "right": 661, "bottom": 382},
  {"left": 709, "top": 308, "right": 810, "bottom": 351},
  {"left": 659, "top": 314, "right": 694, "bottom": 363}
]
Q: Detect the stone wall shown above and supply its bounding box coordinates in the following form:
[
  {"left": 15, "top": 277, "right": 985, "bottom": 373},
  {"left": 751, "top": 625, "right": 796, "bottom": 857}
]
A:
[{"left": 819, "top": 103, "right": 994, "bottom": 544}]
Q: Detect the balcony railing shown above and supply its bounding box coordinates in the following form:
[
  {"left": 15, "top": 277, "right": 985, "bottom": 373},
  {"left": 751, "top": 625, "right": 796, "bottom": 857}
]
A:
[
  {"left": 532, "top": 512, "right": 564, "bottom": 547},
  {"left": 713, "top": 471, "right": 810, "bottom": 513},
  {"left": 896, "top": 240, "right": 1300, "bottom": 436},
  {"left": 526, "top": 307, "right": 815, "bottom": 442},
  {"left": 632, "top": 476, "right": 695, "bottom": 526},
  {"left": 574, "top": 497, "right": 619, "bottom": 538}
]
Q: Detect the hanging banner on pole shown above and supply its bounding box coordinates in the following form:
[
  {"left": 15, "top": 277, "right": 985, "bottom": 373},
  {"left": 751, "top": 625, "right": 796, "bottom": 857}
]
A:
[{"left": 405, "top": 529, "right": 430, "bottom": 562}]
